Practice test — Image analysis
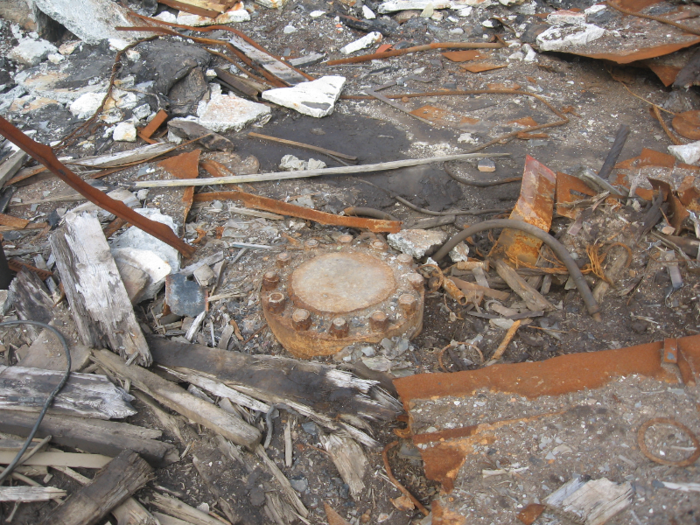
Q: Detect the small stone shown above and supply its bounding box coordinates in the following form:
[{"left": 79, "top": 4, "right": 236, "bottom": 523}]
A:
[
  {"left": 361, "top": 346, "right": 376, "bottom": 357},
  {"left": 262, "top": 76, "right": 346, "bottom": 118},
  {"left": 196, "top": 502, "right": 210, "bottom": 513},
  {"left": 137, "top": 189, "right": 149, "bottom": 201},
  {"left": 70, "top": 92, "right": 107, "bottom": 119},
  {"left": 478, "top": 158, "right": 496, "bottom": 172},
  {"left": 387, "top": 229, "right": 448, "bottom": 259},
  {"left": 113, "top": 121, "right": 137, "bottom": 142},
  {"left": 197, "top": 85, "right": 271, "bottom": 132},
  {"left": 547, "top": 10, "right": 587, "bottom": 26},
  {"left": 47, "top": 53, "right": 64, "bottom": 64},
  {"left": 449, "top": 28, "right": 464, "bottom": 35},
  {"left": 283, "top": 25, "right": 297, "bottom": 34},
  {"left": 177, "top": 7, "right": 250, "bottom": 26},
  {"left": 340, "top": 32, "right": 382, "bottom": 55},
  {"left": 249, "top": 487, "right": 265, "bottom": 506},
  {"left": 301, "top": 422, "right": 318, "bottom": 435},
  {"left": 290, "top": 477, "right": 309, "bottom": 493},
  {"left": 458, "top": 133, "right": 478, "bottom": 144},
  {"left": 288, "top": 53, "right": 326, "bottom": 68},
  {"left": 361, "top": 356, "right": 393, "bottom": 372},
  {"left": 309, "top": 10, "right": 326, "bottom": 17},
  {"left": 193, "top": 264, "right": 216, "bottom": 287},
  {"left": 449, "top": 242, "right": 470, "bottom": 262},
  {"left": 363, "top": 5, "right": 376, "bottom": 19},
  {"left": 669, "top": 141, "right": 700, "bottom": 165},
  {"left": 378, "top": 0, "right": 451, "bottom": 14},
  {"left": 280, "top": 155, "right": 307, "bottom": 171},
  {"left": 8, "top": 38, "right": 58, "bottom": 66},
  {"left": 132, "top": 104, "right": 151, "bottom": 121},
  {"left": 58, "top": 41, "right": 80, "bottom": 55}
]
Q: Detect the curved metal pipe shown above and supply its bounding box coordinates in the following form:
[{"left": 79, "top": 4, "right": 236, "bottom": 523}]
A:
[
  {"left": 343, "top": 207, "right": 399, "bottom": 222},
  {"left": 432, "top": 219, "right": 601, "bottom": 321}
]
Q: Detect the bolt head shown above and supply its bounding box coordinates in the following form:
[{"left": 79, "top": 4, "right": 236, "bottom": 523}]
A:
[
  {"left": 276, "top": 252, "right": 292, "bottom": 267},
  {"left": 292, "top": 309, "right": 311, "bottom": 331},
  {"left": 398, "top": 293, "right": 417, "bottom": 315},
  {"left": 330, "top": 317, "right": 349, "bottom": 338},
  {"left": 369, "top": 311, "right": 389, "bottom": 331},
  {"left": 397, "top": 253, "right": 413, "bottom": 265},
  {"left": 262, "top": 271, "right": 280, "bottom": 291},
  {"left": 337, "top": 234, "right": 353, "bottom": 245},
  {"left": 371, "top": 240, "right": 387, "bottom": 251},
  {"left": 407, "top": 273, "right": 424, "bottom": 290},
  {"left": 267, "top": 292, "right": 286, "bottom": 314},
  {"left": 306, "top": 239, "right": 319, "bottom": 249}
]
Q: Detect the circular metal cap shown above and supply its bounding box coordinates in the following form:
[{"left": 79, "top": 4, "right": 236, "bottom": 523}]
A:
[
  {"left": 338, "top": 234, "right": 353, "bottom": 244},
  {"left": 330, "top": 317, "right": 349, "bottom": 338},
  {"left": 398, "top": 293, "right": 417, "bottom": 314},
  {"left": 397, "top": 253, "right": 414, "bottom": 265},
  {"left": 369, "top": 311, "right": 389, "bottom": 331},
  {"left": 292, "top": 309, "right": 311, "bottom": 331},
  {"left": 290, "top": 252, "right": 395, "bottom": 314},
  {"left": 267, "top": 292, "right": 286, "bottom": 313},
  {"left": 277, "top": 252, "right": 292, "bottom": 267},
  {"left": 262, "top": 271, "right": 280, "bottom": 291}
]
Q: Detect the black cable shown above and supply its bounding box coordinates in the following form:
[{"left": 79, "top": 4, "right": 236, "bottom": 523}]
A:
[
  {"left": 599, "top": 124, "right": 630, "bottom": 182},
  {"left": 0, "top": 320, "right": 71, "bottom": 484}
]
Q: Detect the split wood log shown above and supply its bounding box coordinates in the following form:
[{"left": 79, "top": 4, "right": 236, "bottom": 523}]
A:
[
  {"left": 150, "top": 493, "right": 223, "bottom": 525},
  {"left": 0, "top": 486, "right": 66, "bottom": 502},
  {"left": 493, "top": 259, "right": 555, "bottom": 312},
  {"left": 92, "top": 349, "right": 261, "bottom": 449},
  {"left": 45, "top": 450, "right": 153, "bottom": 525},
  {"left": 7, "top": 270, "right": 54, "bottom": 337},
  {"left": 318, "top": 433, "right": 367, "bottom": 500},
  {"left": 0, "top": 411, "right": 177, "bottom": 466},
  {"left": 0, "top": 365, "right": 136, "bottom": 419},
  {"left": 0, "top": 450, "right": 110, "bottom": 469},
  {"left": 0, "top": 150, "right": 28, "bottom": 186},
  {"left": 592, "top": 245, "right": 630, "bottom": 303},
  {"left": 148, "top": 336, "right": 403, "bottom": 447},
  {"left": 132, "top": 390, "right": 199, "bottom": 445},
  {"left": 49, "top": 212, "right": 152, "bottom": 366}
]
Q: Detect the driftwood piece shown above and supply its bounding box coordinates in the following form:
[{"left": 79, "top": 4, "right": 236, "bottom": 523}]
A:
[
  {"left": 0, "top": 450, "right": 110, "bottom": 468},
  {"left": 592, "top": 246, "right": 630, "bottom": 303},
  {"left": 0, "top": 411, "right": 177, "bottom": 466},
  {"left": 0, "top": 365, "right": 136, "bottom": 419},
  {"left": 493, "top": 259, "right": 555, "bottom": 312},
  {"left": 45, "top": 450, "right": 153, "bottom": 525},
  {"left": 150, "top": 493, "right": 223, "bottom": 525},
  {"left": 148, "top": 336, "right": 402, "bottom": 447},
  {"left": 318, "top": 433, "right": 367, "bottom": 500},
  {"left": 92, "top": 349, "right": 261, "bottom": 449},
  {"left": 50, "top": 212, "right": 152, "bottom": 366},
  {"left": 7, "top": 270, "right": 54, "bottom": 337},
  {"left": 0, "top": 486, "right": 66, "bottom": 502}
]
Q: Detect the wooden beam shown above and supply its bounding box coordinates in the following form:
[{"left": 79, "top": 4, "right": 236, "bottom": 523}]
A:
[
  {"left": 45, "top": 450, "right": 153, "bottom": 525},
  {"left": 0, "top": 411, "right": 178, "bottom": 466},
  {"left": 92, "top": 349, "right": 261, "bottom": 449},
  {"left": 49, "top": 212, "right": 152, "bottom": 366}
]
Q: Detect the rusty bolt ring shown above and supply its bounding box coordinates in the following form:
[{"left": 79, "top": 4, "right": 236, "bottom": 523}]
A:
[{"left": 637, "top": 417, "right": 700, "bottom": 467}]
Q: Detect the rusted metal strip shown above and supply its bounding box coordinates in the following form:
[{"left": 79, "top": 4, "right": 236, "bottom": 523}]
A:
[
  {"left": 158, "top": 0, "right": 221, "bottom": 18},
  {"left": 138, "top": 109, "right": 169, "bottom": 142},
  {"left": 663, "top": 338, "right": 678, "bottom": 364},
  {"left": 7, "top": 259, "right": 53, "bottom": 280},
  {"left": 193, "top": 191, "right": 402, "bottom": 233},
  {"left": 0, "top": 117, "right": 195, "bottom": 258}
]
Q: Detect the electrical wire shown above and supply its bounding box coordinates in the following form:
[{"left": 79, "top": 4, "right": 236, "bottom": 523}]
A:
[{"left": 0, "top": 320, "right": 71, "bottom": 484}]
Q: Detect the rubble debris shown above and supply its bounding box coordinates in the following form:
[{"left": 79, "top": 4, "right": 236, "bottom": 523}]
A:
[
  {"left": 8, "top": 37, "right": 57, "bottom": 67},
  {"left": 318, "top": 433, "right": 367, "bottom": 499},
  {"left": 112, "top": 121, "right": 137, "bottom": 142},
  {"left": 168, "top": 118, "right": 233, "bottom": 151},
  {"left": 248, "top": 131, "right": 357, "bottom": 163},
  {"left": 262, "top": 76, "right": 346, "bottom": 118},
  {"left": 45, "top": 450, "right": 152, "bottom": 525},
  {"left": 279, "top": 154, "right": 326, "bottom": 171},
  {"left": 326, "top": 42, "right": 502, "bottom": 66},
  {"left": 669, "top": 140, "right": 700, "bottom": 165},
  {"left": 197, "top": 84, "right": 271, "bottom": 132},
  {"left": 494, "top": 259, "right": 555, "bottom": 313},
  {"left": 387, "top": 229, "right": 448, "bottom": 259},
  {"left": 340, "top": 32, "right": 382, "bottom": 55},
  {"left": 378, "top": 0, "right": 451, "bottom": 14},
  {"left": 0, "top": 150, "right": 28, "bottom": 187},
  {"left": 261, "top": 238, "right": 424, "bottom": 357},
  {"left": 477, "top": 158, "right": 496, "bottom": 173},
  {"left": 544, "top": 477, "right": 633, "bottom": 525}
]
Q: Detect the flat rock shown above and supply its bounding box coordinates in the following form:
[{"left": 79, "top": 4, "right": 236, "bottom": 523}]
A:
[
  {"left": 8, "top": 38, "right": 57, "bottom": 66},
  {"left": 388, "top": 229, "right": 448, "bottom": 259},
  {"left": 536, "top": 23, "right": 606, "bottom": 52},
  {"left": 197, "top": 85, "right": 271, "bottom": 132},
  {"left": 262, "top": 76, "right": 346, "bottom": 118},
  {"left": 112, "top": 247, "right": 172, "bottom": 303},
  {"left": 478, "top": 158, "right": 496, "bottom": 172},
  {"left": 69, "top": 92, "right": 106, "bottom": 119}
]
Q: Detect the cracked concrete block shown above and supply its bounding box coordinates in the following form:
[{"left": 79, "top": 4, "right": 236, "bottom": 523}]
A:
[
  {"left": 262, "top": 76, "right": 346, "bottom": 118},
  {"left": 388, "top": 229, "right": 448, "bottom": 259},
  {"left": 197, "top": 85, "right": 271, "bottom": 132},
  {"left": 8, "top": 38, "right": 57, "bottom": 66}
]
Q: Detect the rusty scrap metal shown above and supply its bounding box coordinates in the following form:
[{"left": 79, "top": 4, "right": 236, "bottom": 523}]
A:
[
  {"left": 7, "top": 259, "right": 53, "bottom": 281},
  {"left": 0, "top": 117, "right": 195, "bottom": 258},
  {"left": 637, "top": 417, "right": 700, "bottom": 467},
  {"left": 433, "top": 219, "right": 601, "bottom": 321},
  {"left": 193, "top": 191, "right": 401, "bottom": 232},
  {"left": 262, "top": 239, "right": 424, "bottom": 358},
  {"left": 382, "top": 441, "right": 430, "bottom": 516},
  {"left": 326, "top": 42, "right": 502, "bottom": 66}
]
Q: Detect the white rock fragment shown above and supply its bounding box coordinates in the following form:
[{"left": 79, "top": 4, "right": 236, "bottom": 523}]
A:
[
  {"left": 362, "top": 356, "right": 393, "bottom": 372},
  {"left": 177, "top": 7, "right": 250, "bottom": 26},
  {"left": 522, "top": 43, "right": 537, "bottom": 62},
  {"left": 154, "top": 11, "right": 178, "bottom": 23},
  {"left": 112, "top": 248, "right": 172, "bottom": 304},
  {"left": 283, "top": 25, "right": 297, "bottom": 34},
  {"left": 499, "top": 0, "right": 524, "bottom": 4},
  {"left": 378, "top": 0, "right": 451, "bottom": 13},
  {"left": 387, "top": 229, "right": 448, "bottom": 259},
  {"left": 132, "top": 104, "right": 151, "bottom": 121},
  {"left": 47, "top": 53, "right": 65, "bottom": 64},
  {"left": 113, "top": 121, "right": 137, "bottom": 142},
  {"left": 547, "top": 10, "right": 587, "bottom": 26},
  {"left": 262, "top": 76, "right": 346, "bottom": 118},
  {"left": 108, "top": 38, "right": 130, "bottom": 51},
  {"left": 70, "top": 92, "right": 106, "bottom": 119},
  {"left": 310, "top": 10, "right": 326, "bottom": 17},
  {"left": 340, "top": 32, "right": 382, "bottom": 55},
  {"left": 449, "top": 242, "right": 470, "bottom": 263},
  {"left": 58, "top": 41, "right": 81, "bottom": 56},
  {"left": 279, "top": 155, "right": 326, "bottom": 171},
  {"left": 256, "top": 0, "right": 290, "bottom": 7},
  {"left": 363, "top": 6, "right": 376, "bottom": 19},
  {"left": 197, "top": 85, "right": 271, "bottom": 132},
  {"left": 455, "top": 6, "right": 472, "bottom": 16},
  {"left": 536, "top": 24, "right": 605, "bottom": 52},
  {"left": 8, "top": 38, "right": 58, "bottom": 66},
  {"left": 458, "top": 133, "right": 478, "bottom": 144},
  {"left": 669, "top": 141, "right": 700, "bottom": 165}
]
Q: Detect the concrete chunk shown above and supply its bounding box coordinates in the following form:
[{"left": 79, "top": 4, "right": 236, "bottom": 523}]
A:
[
  {"left": 388, "top": 229, "right": 448, "bottom": 259},
  {"left": 378, "top": 0, "right": 451, "bottom": 13},
  {"left": 197, "top": 85, "right": 271, "bottom": 132},
  {"left": 8, "top": 38, "right": 58, "bottom": 66},
  {"left": 340, "top": 32, "right": 382, "bottom": 55},
  {"left": 262, "top": 76, "right": 346, "bottom": 118}
]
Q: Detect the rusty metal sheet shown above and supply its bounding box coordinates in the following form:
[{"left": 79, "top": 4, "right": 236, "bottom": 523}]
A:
[
  {"left": 555, "top": 171, "right": 597, "bottom": 220},
  {"left": 460, "top": 62, "right": 507, "bottom": 73},
  {"left": 650, "top": 178, "right": 690, "bottom": 233},
  {"left": 409, "top": 106, "right": 479, "bottom": 127},
  {"left": 672, "top": 110, "right": 700, "bottom": 140},
  {"left": 193, "top": 191, "right": 402, "bottom": 233},
  {"left": 158, "top": 150, "right": 201, "bottom": 224},
  {"left": 490, "top": 155, "right": 556, "bottom": 265},
  {"left": 441, "top": 50, "right": 488, "bottom": 62},
  {"left": 0, "top": 116, "right": 195, "bottom": 257}
]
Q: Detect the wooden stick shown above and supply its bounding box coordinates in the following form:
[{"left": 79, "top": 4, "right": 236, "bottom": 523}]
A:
[
  {"left": 490, "top": 319, "right": 522, "bottom": 362},
  {"left": 494, "top": 259, "right": 555, "bottom": 312},
  {"left": 134, "top": 153, "right": 509, "bottom": 188},
  {"left": 248, "top": 131, "right": 358, "bottom": 161}
]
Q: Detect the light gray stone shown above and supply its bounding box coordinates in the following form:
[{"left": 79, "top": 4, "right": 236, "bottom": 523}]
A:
[
  {"left": 8, "top": 38, "right": 57, "bottom": 66},
  {"left": 69, "top": 92, "right": 106, "bottom": 119},
  {"left": 197, "top": 85, "right": 271, "bottom": 132},
  {"left": 669, "top": 141, "right": 700, "bottom": 165},
  {"left": 387, "top": 229, "right": 448, "bottom": 259},
  {"left": 378, "top": 0, "right": 451, "bottom": 13},
  {"left": 113, "top": 121, "right": 136, "bottom": 142},
  {"left": 262, "top": 76, "right": 346, "bottom": 118}
]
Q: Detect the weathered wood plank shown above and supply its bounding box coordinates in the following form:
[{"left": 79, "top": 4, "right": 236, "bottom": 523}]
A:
[
  {"left": 45, "top": 450, "right": 153, "bottom": 525},
  {"left": 49, "top": 212, "right": 152, "bottom": 366},
  {"left": 0, "top": 411, "right": 177, "bottom": 466},
  {"left": 92, "top": 349, "right": 261, "bottom": 449},
  {"left": 150, "top": 493, "right": 223, "bottom": 525},
  {"left": 0, "top": 486, "right": 66, "bottom": 502},
  {"left": 0, "top": 365, "right": 136, "bottom": 419},
  {"left": 0, "top": 450, "right": 111, "bottom": 469},
  {"left": 7, "top": 270, "right": 53, "bottom": 337}
]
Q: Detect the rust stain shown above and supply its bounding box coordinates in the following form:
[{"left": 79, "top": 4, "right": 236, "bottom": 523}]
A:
[
  {"left": 555, "top": 171, "right": 597, "bottom": 219},
  {"left": 432, "top": 500, "right": 467, "bottom": 525},
  {"left": 517, "top": 504, "right": 546, "bottom": 525},
  {"left": 510, "top": 116, "right": 539, "bottom": 127},
  {"left": 490, "top": 155, "right": 556, "bottom": 264},
  {"left": 193, "top": 191, "right": 402, "bottom": 232},
  {"left": 572, "top": 39, "right": 700, "bottom": 65},
  {"left": 158, "top": 150, "right": 201, "bottom": 224},
  {"left": 394, "top": 336, "right": 689, "bottom": 403},
  {"left": 678, "top": 176, "right": 700, "bottom": 209}
]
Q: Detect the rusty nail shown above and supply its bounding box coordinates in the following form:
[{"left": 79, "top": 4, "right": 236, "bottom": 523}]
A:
[
  {"left": 407, "top": 273, "right": 425, "bottom": 290},
  {"left": 369, "top": 311, "right": 389, "bottom": 331},
  {"left": 397, "top": 253, "right": 413, "bottom": 265},
  {"left": 267, "top": 292, "right": 286, "bottom": 313},
  {"left": 371, "top": 240, "right": 387, "bottom": 251},
  {"left": 306, "top": 239, "right": 319, "bottom": 249},
  {"left": 330, "top": 317, "right": 349, "bottom": 338},
  {"left": 276, "top": 252, "right": 292, "bottom": 267},
  {"left": 292, "top": 309, "right": 311, "bottom": 331},
  {"left": 398, "top": 294, "right": 417, "bottom": 315},
  {"left": 262, "top": 271, "right": 280, "bottom": 291},
  {"left": 338, "top": 234, "right": 353, "bottom": 245}
]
